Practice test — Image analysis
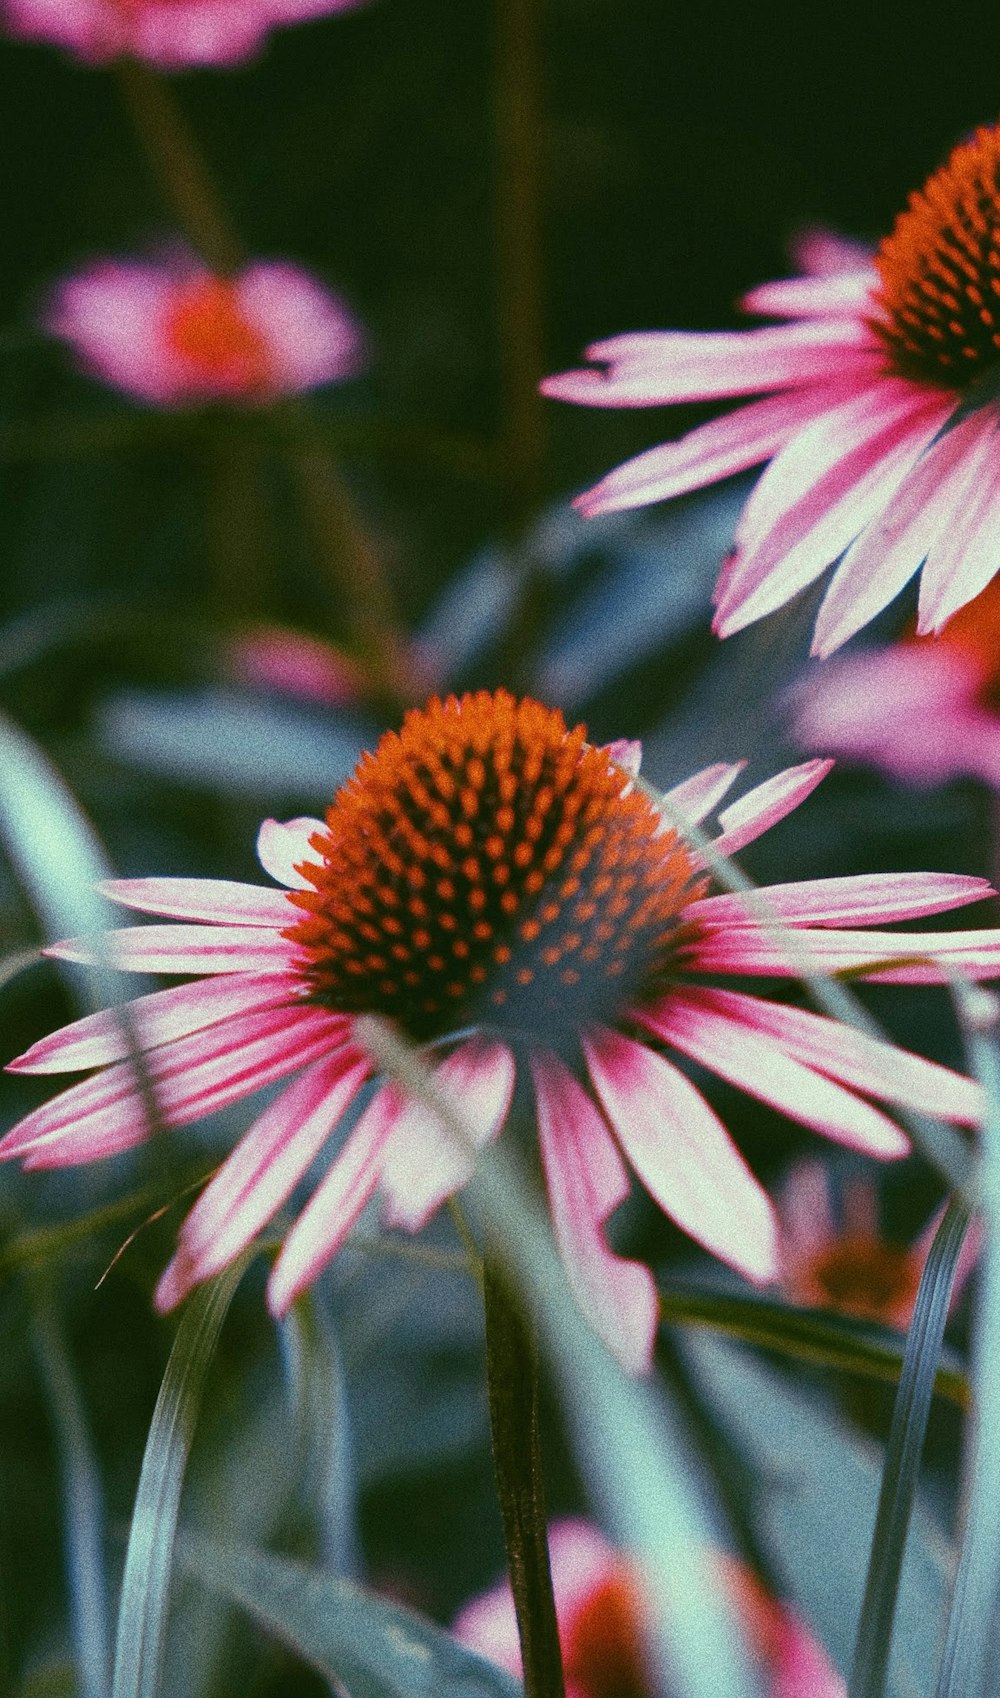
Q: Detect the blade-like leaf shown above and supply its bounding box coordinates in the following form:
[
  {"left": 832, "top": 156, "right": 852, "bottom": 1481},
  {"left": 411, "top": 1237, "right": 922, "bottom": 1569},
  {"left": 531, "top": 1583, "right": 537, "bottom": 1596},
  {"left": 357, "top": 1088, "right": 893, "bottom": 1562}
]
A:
[
  {"left": 279, "top": 1290, "right": 359, "bottom": 1575},
  {"left": 177, "top": 1534, "right": 522, "bottom": 1698},
  {"left": 110, "top": 1256, "right": 249, "bottom": 1698}
]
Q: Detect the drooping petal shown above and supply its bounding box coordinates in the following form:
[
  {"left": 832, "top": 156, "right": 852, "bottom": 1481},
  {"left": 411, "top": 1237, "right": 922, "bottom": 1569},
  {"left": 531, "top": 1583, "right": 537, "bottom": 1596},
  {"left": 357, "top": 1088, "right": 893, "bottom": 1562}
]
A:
[
  {"left": 98, "top": 876, "right": 294, "bottom": 927},
  {"left": 574, "top": 389, "right": 829, "bottom": 517},
  {"left": 693, "top": 871, "right": 994, "bottom": 930},
  {"left": 256, "top": 816, "right": 326, "bottom": 888},
  {"left": 266, "top": 1081, "right": 406, "bottom": 1315},
  {"left": 379, "top": 1038, "right": 516, "bottom": 1230},
  {"left": 7, "top": 969, "right": 303, "bottom": 1074},
  {"left": 812, "top": 407, "right": 998, "bottom": 656},
  {"left": 658, "top": 761, "right": 747, "bottom": 828},
  {"left": 715, "top": 389, "right": 954, "bottom": 637},
  {"left": 690, "top": 926, "right": 1000, "bottom": 983},
  {"left": 530, "top": 1049, "right": 658, "bottom": 1375},
  {"left": 640, "top": 995, "right": 909, "bottom": 1156},
  {"left": 650, "top": 986, "right": 981, "bottom": 1125},
  {"left": 46, "top": 922, "right": 295, "bottom": 975},
  {"left": 154, "top": 1044, "right": 370, "bottom": 1309},
  {"left": 0, "top": 1002, "right": 342, "bottom": 1167},
  {"left": 740, "top": 271, "right": 876, "bottom": 318},
  {"left": 917, "top": 438, "right": 1000, "bottom": 631},
  {"left": 709, "top": 760, "right": 833, "bottom": 859},
  {"left": 583, "top": 1028, "right": 778, "bottom": 1281},
  {"left": 542, "top": 321, "right": 878, "bottom": 408}
]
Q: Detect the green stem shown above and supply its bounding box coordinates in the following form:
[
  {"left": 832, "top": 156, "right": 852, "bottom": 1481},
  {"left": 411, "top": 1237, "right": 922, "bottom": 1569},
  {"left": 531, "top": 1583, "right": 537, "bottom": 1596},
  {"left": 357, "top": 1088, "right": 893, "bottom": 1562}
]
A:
[
  {"left": 483, "top": 1254, "right": 565, "bottom": 1698},
  {"left": 115, "top": 60, "right": 243, "bottom": 275}
]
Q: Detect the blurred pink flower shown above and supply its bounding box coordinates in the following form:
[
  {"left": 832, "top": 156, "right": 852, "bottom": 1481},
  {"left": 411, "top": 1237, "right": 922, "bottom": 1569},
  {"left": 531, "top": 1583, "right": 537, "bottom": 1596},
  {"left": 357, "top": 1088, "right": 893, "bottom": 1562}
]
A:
[
  {"left": 777, "top": 1159, "right": 978, "bottom": 1328},
  {"left": 2, "top": 690, "right": 996, "bottom": 1372},
  {"left": 226, "top": 624, "right": 366, "bottom": 708},
  {"left": 543, "top": 124, "right": 1000, "bottom": 656},
  {"left": 793, "top": 573, "right": 1000, "bottom": 789},
  {"left": 3, "top": 0, "right": 366, "bottom": 69},
  {"left": 48, "top": 257, "right": 364, "bottom": 406},
  {"left": 453, "top": 1518, "right": 846, "bottom": 1698}
]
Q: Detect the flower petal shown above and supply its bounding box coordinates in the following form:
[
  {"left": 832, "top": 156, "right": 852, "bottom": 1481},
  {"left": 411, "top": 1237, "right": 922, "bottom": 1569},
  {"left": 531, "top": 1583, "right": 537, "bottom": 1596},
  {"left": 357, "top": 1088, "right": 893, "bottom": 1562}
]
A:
[
  {"left": 155, "top": 1044, "right": 370, "bottom": 1309},
  {"left": 7, "top": 969, "right": 303, "bottom": 1074},
  {"left": 574, "top": 389, "right": 829, "bottom": 517},
  {"left": 542, "top": 321, "right": 878, "bottom": 408},
  {"left": 693, "top": 871, "right": 994, "bottom": 929},
  {"left": 583, "top": 1028, "right": 778, "bottom": 1280},
  {"left": 917, "top": 435, "right": 1000, "bottom": 631},
  {"left": 709, "top": 760, "right": 833, "bottom": 859},
  {"left": 267, "top": 1081, "right": 405, "bottom": 1315},
  {"left": 691, "top": 926, "right": 1000, "bottom": 983},
  {"left": 530, "top": 1049, "right": 657, "bottom": 1375},
  {"left": 379, "top": 1038, "right": 516, "bottom": 1231},
  {"left": 0, "top": 1002, "right": 341, "bottom": 1167},
  {"left": 812, "top": 407, "right": 998, "bottom": 656},
  {"left": 655, "top": 986, "right": 981, "bottom": 1126},
  {"left": 256, "top": 816, "right": 326, "bottom": 888},
  {"left": 46, "top": 923, "right": 295, "bottom": 975},
  {"left": 740, "top": 271, "right": 876, "bottom": 318},
  {"left": 659, "top": 762, "right": 747, "bottom": 828},
  {"left": 98, "top": 876, "right": 294, "bottom": 927},
  {"left": 640, "top": 995, "right": 909, "bottom": 1156}
]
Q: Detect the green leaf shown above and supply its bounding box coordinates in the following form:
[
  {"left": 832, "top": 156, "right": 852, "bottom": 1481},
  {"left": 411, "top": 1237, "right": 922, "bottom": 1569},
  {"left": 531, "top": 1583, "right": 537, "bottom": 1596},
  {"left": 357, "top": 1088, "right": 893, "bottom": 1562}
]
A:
[
  {"left": 849, "top": 1199, "right": 972, "bottom": 1698},
  {"left": 110, "top": 1257, "right": 249, "bottom": 1698},
  {"left": 30, "top": 1279, "right": 111, "bottom": 1698},
  {"left": 658, "top": 1282, "right": 969, "bottom": 1409},
  {"left": 176, "top": 1534, "right": 522, "bottom": 1698},
  {"left": 279, "top": 1291, "right": 359, "bottom": 1574},
  {"left": 685, "top": 1332, "right": 951, "bottom": 1698},
  {"left": 934, "top": 987, "right": 1000, "bottom": 1698}
]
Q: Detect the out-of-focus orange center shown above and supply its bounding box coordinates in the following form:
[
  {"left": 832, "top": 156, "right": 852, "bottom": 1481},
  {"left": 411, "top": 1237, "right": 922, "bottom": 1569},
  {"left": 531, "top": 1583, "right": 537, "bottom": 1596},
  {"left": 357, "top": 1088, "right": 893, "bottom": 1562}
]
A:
[
  {"left": 873, "top": 124, "right": 1000, "bottom": 388},
  {"left": 563, "top": 1568, "right": 652, "bottom": 1698},
  {"left": 285, "top": 690, "right": 702, "bottom": 1046},
  {"left": 163, "top": 276, "right": 273, "bottom": 392},
  {"left": 795, "top": 1235, "right": 921, "bottom": 1327}
]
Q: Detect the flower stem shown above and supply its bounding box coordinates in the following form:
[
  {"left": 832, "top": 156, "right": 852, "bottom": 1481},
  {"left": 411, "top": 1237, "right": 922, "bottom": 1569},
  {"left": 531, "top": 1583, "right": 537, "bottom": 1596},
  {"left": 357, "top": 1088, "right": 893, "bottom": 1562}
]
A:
[
  {"left": 115, "top": 59, "right": 244, "bottom": 276},
  {"left": 483, "top": 1253, "right": 565, "bottom": 1698}
]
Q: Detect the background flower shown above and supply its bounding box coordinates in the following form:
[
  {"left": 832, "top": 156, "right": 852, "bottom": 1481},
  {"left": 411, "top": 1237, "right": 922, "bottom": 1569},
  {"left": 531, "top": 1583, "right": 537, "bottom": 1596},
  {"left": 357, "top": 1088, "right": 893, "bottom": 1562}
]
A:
[{"left": 2, "top": 0, "right": 367, "bottom": 69}]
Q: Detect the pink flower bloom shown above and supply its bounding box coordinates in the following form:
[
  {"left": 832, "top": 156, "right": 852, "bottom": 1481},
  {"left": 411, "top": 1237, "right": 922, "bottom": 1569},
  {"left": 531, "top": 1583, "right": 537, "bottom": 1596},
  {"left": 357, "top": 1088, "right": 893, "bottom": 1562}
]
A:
[
  {"left": 543, "top": 125, "right": 1000, "bottom": 656},
  {"left": 777, "top": 1159, "right": 979, "bottom": 1329},
  {"left": 3, "top": 690, "right": 997, "bottom": 1373},
  {"left": 452, "top": 1517, "right": 846, "bottom": 1698},
  {"left": 226, "top": 624, "right": 366, "bottom": 708},
  {"left": 794, "top": 573, "right": 1000, "bottom": 789},
  {"left": 48, "top": 257, "right": 364, "bottom": 407},
  {"left": 3, "top": 0, "right": 366, "bottom": 70}
]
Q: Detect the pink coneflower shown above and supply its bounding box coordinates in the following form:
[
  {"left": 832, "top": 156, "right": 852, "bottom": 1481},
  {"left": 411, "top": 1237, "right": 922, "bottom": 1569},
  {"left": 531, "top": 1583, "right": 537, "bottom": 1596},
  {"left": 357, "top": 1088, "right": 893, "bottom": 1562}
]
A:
[
  {"left": 777, "top": 1159, "right": 978, "bottom": 1329},
  {"left": 793, "top": 572, "right": 1000, "bottom": 789},
  {"left": 452, "top": 1517, "right": 846, "bottom": 1698},
  {"left": 3, "top": 0, "right": 365, "bottom": 70},
  {"left": 2, "top": 691, "right": 997, "bottom": 1373},
  {"left": 543, "top": 124, "right": 1000, "bottom": 657},
  {"left": 48, "top": 257, "right": 364, "bottom": 407}
]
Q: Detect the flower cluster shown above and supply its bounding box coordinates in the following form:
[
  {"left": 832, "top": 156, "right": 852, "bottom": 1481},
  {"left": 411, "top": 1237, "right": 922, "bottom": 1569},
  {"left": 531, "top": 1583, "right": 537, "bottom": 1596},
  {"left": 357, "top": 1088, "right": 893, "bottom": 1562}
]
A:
[{"left": 4, "top": 690, "right": 997, "bottom": 1373}]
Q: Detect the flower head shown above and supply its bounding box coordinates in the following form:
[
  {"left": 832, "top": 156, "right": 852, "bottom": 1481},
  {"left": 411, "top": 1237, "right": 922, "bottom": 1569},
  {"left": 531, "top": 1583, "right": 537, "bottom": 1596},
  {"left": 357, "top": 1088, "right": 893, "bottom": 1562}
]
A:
[
  {"left": 3, "top": 0, "right": 366, "bottom": 69},
  {"left": 48, "top": 257, "right": 364, "bottom": 407},
  {"left": 452, "top": 1518, "right": 846, "bottom": 1698},
  {"left": 543, "top": 125, "right": 1000, "bottom": 656},
  {"left": 793, "top": 572, "right": 1000, "bottom": 788},
  {"left": 3, "top": 690, "right": 997, "bottom": 1372}
]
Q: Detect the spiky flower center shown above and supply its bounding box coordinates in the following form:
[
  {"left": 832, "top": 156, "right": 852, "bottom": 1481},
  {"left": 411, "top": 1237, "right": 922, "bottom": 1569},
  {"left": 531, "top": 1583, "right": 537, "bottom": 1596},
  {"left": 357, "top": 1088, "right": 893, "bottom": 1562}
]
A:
[
  {"left": 164, "top": 276, "right": 272, "bottom": 390},
  {"left": 286, "top": 691, "right": 702, "bottom": 1046},
  {"left": 873, "top": 123, "right": 1000, "bottom": 387}
]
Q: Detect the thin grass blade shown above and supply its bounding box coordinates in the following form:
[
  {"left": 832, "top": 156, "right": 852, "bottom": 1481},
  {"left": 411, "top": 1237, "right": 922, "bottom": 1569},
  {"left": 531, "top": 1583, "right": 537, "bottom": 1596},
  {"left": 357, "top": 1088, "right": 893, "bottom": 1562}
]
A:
[{"left": 278, "top": 1290, "right": 359, "bottom": 1575}]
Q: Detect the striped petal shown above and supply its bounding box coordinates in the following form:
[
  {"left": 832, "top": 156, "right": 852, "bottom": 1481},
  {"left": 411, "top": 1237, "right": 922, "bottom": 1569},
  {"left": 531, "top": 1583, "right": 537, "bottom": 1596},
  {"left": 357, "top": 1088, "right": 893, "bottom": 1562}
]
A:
[
  {"left": 99, "top": 876, "right": 295, "bottom": 927},
  {"left": 640, "top": 994, "right": 909, "bottom": 1156},
  {"left": 155, "top": 1044, "right": 370, "bottom": 1309},
  {"left": 379, "top": 1037, "right": 516, "bottom": 1230},
  {"left": 583, "top": 1027, "right": 778, "bottom": 1280},
  {"left": 0, "top": 1002, "right": 341, "bottom": 1167},
  {"left": 7, "top": 969, "right": 304, "bottom": 1074},
  {"left": 531, "top": 1049, "right": 658, "bottom": 1375},
  {"left": 648, "top": 987, "right": 981, "bottom": 1125},
  {"left": 267, "top": 1081, "right": 406, "bottom": 1315},
  {"left": 659, "top": 762, "right": 747, "bottom": 828},
  {"left": 710, "top": 760, "right": 832, "bottom": 859},
  {"left": 917, "top": 442, "right": 1000, "bottom": 631},
  {"left": 46, "top": 923, "right": 295, "bottom": 975},
  {"left": 691, "top": 926, "right": 1000, "bottom": 983},
  {"left": 693, "top": 872, "right": 993, "bottom": 930}
]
